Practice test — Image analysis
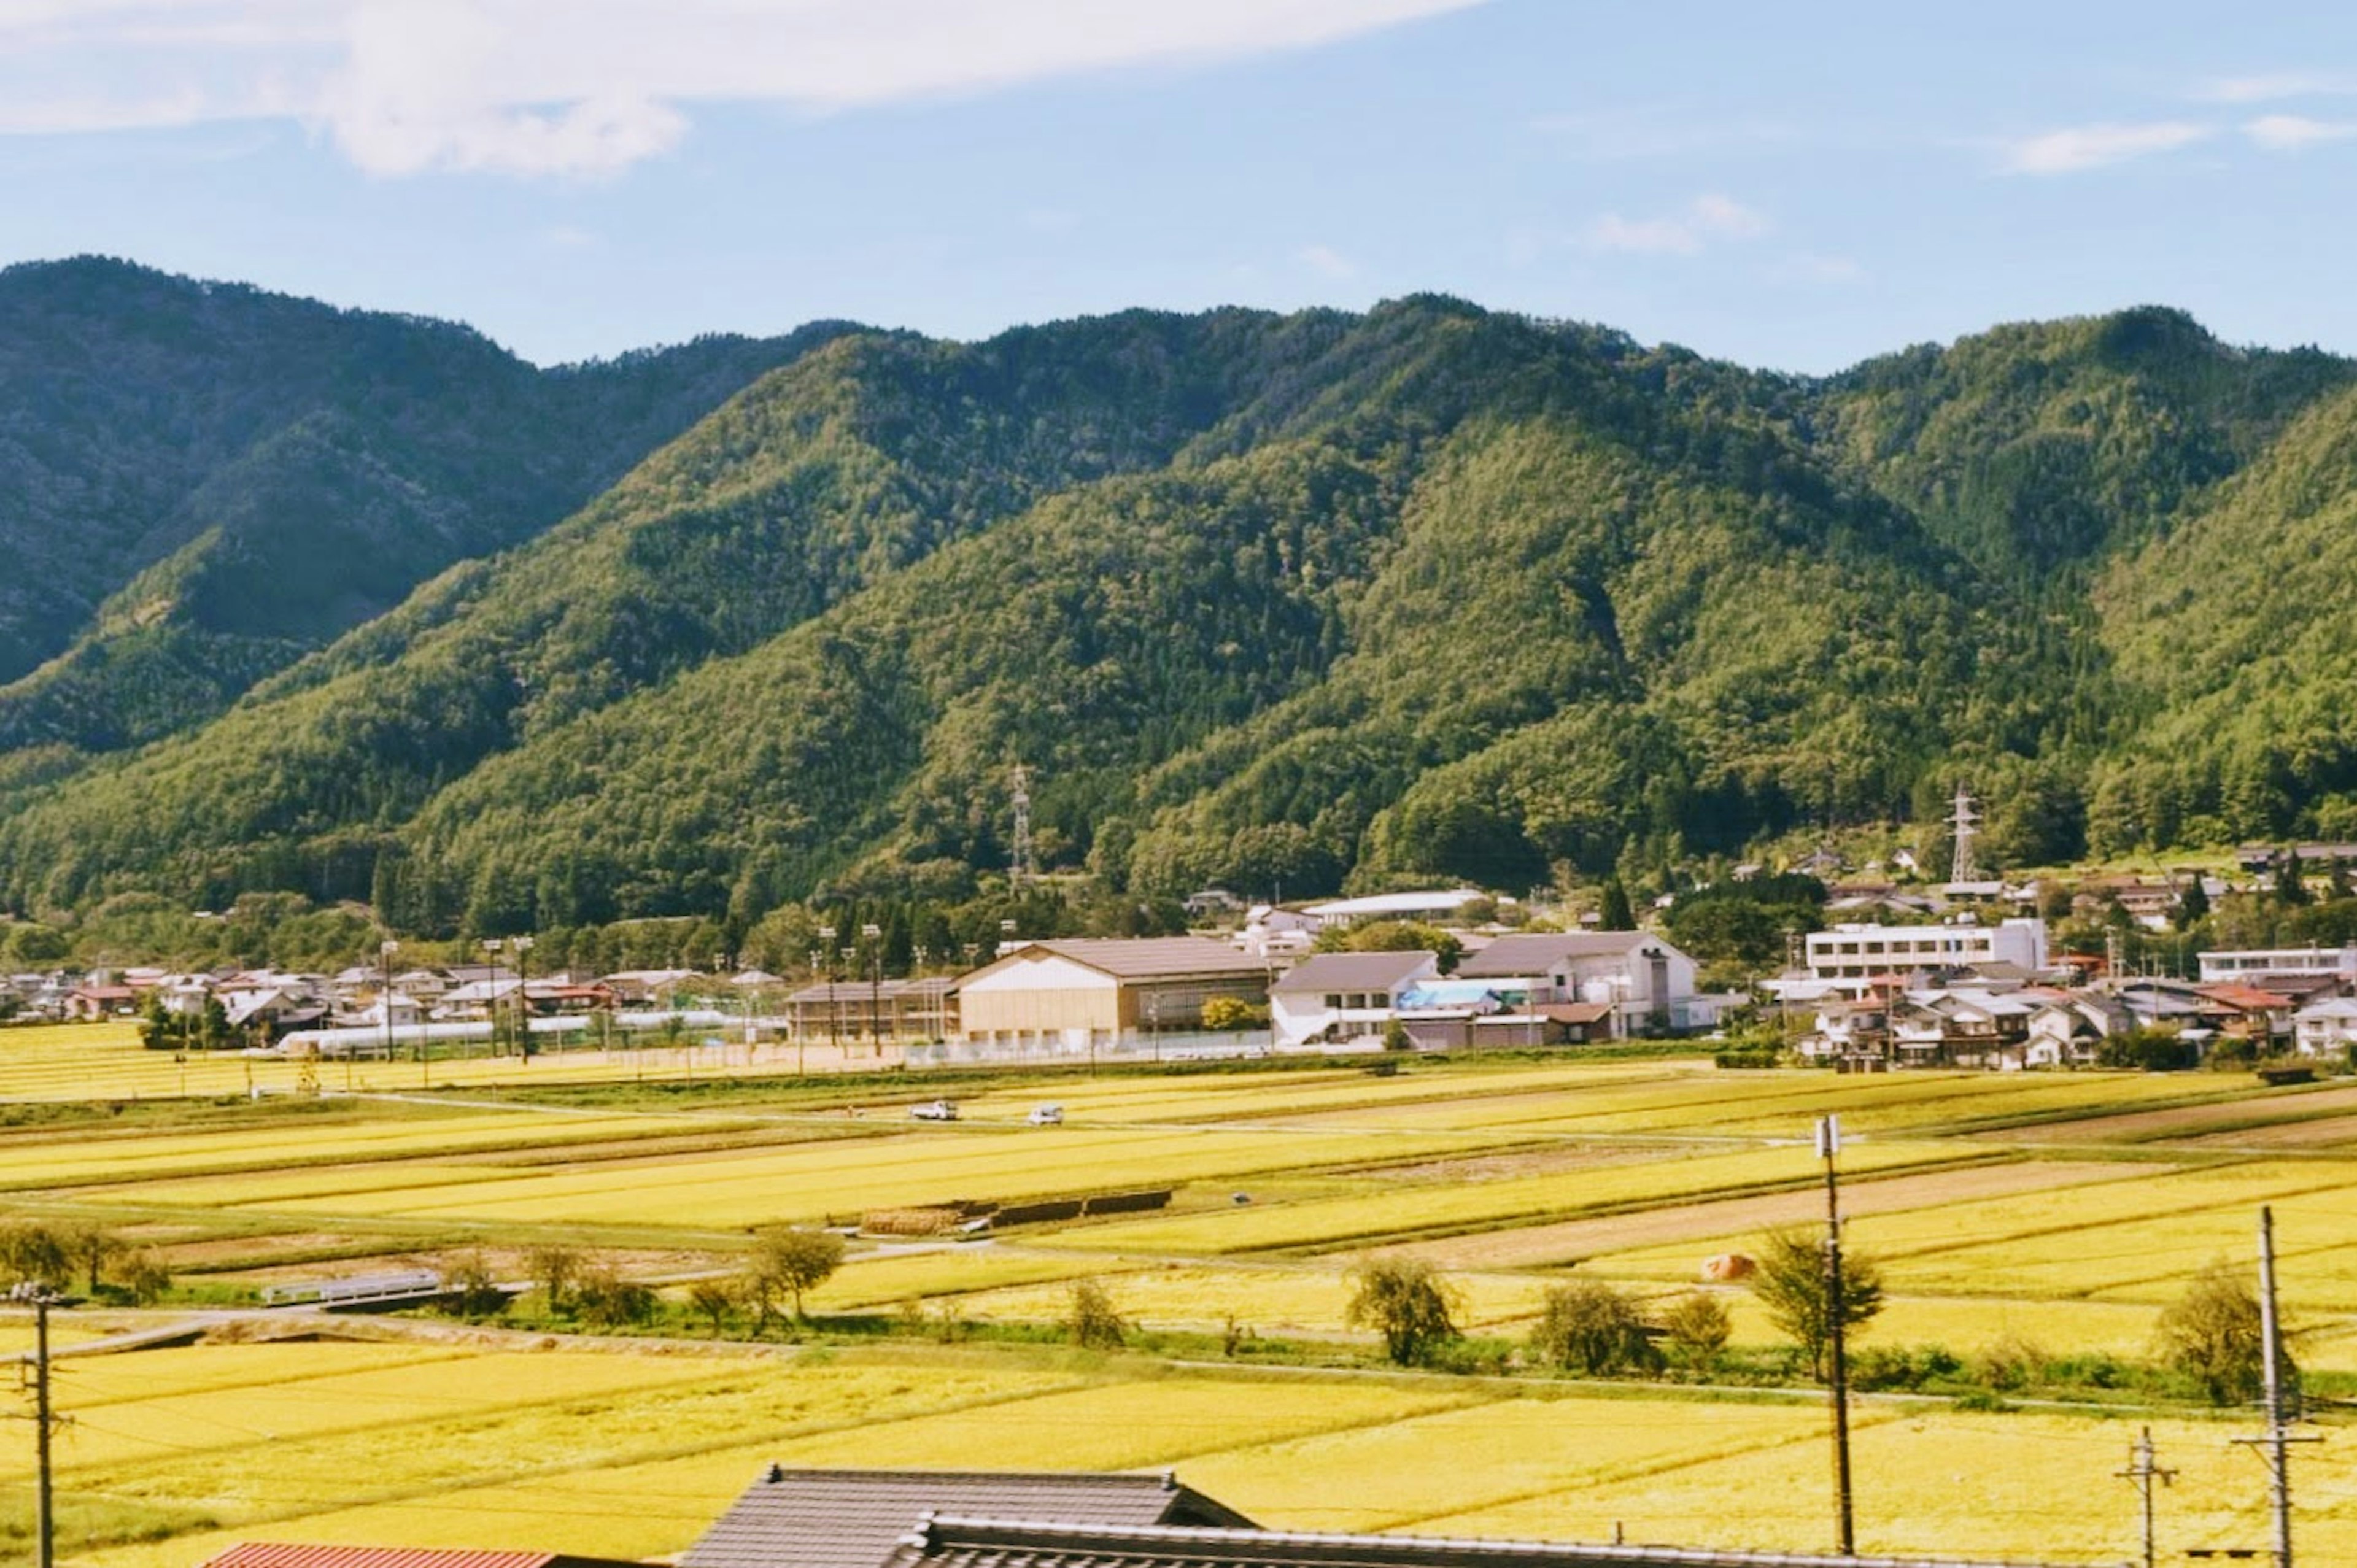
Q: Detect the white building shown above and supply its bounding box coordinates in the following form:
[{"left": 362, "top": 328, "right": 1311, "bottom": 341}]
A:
[
  {"left": 2293, "top": 997, "right": 2357, "bottom": 1057},
  {"left": 2197, "top": 945, "right": 2357, "bottom": 986},
  {"left": 1300, "top": 889, "right": 1488, "bottom": 929},
  {"left": 1800, "top": 918, "right": 2049, "bottom": 992},
  {"left": 1455, "top": 931, "right": 1705, "bottom": 1032},
  {"left": 1268, "top": 950, "right": 1443, "bottom": 1048}
]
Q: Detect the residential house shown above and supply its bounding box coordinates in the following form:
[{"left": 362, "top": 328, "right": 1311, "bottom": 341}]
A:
[
  {"left": 2195, "top": 983, "right": 2296, "bottom": 1050},
  {"left": 954, "top": 938, "right": 1272, "bottom": 1056},
  {"left": 1234, "top": 905, "right": 1320, "bottom": 960},
  {"left": 1455, "top": 931, "right": 1703, "bottom": 1033},
  {"left": 61, "top": 984, "right": 137, "bottom": 1021},
  {"left": 1269, "top": 950, "right": 1443, "bottom": 1048},
  {"left": 1889, "top": 988, "right": 2038, "bottom": 1068},
  {"left": 678, "top": 1466, "right": 2081, "bottom": 1568},
  {"left": 2293, "top": 997, "right": 2357, "bottom": 1057},
  {"left": 2024, "top": 993, "right": 2131, "bottom": 1068}
]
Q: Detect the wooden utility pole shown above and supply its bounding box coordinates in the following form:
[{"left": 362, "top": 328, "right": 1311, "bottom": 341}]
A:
[
  {"left": 11, "top": 1283, "right": 62, "bottom": 1568},
  {"left": 1817, "top": 1113, "right": 1855, "bottom": 1556},
  {"left": 2231, "top": 1206, "right": 2319, "bottom": 1568},
  {"left": 2116, "top": 1426, "right": 2173, "bottom": 1568}
]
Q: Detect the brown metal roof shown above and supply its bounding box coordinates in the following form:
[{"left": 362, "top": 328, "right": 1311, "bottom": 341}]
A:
[
  {"left": 881, "top": 1516, "right": 2082, "bottom": 1568},
  {"left": 1269, "top": 951, "right": 1436, "bottom": 994},
  {"left": 1019, "top": 939, "right": 1272, "bottom": 983},
  {"left": 198, "top": 1547, "right": 644, "bottom": 1568},
  {"left": 681, "top": 1467, "right": 1256, "bottom": 1568}
]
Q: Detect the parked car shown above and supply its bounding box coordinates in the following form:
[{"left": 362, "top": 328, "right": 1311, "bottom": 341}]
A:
[
  {"left": 909, "top": 1099, "right": 959, "bottom": 1121},
  {"left": 1025, "top": 1103, "right": 1065, "bottom": 1126}
]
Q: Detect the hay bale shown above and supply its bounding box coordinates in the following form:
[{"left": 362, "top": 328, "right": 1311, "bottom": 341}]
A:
[{"left": 1701, "top": 1252, "right": 1755, "bottom": 1282}]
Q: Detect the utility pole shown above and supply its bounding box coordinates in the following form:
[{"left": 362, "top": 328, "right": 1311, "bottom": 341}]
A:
[
  {"left": 1817, "top": 1113, "right": 1855, "bottom": 1556},
  {"left": 2233, "top": 1206, "right": 2319, "bottom": 1568},
  {"left": 11, "top": 1281, "right": 63, "bottom": 1568},
  {"left": 2116, "top": 1426, "right": 2174, "bottom": 1568}
]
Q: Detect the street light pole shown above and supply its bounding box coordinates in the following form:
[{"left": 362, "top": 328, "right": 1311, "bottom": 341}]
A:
[
  {"left": 377, "top": 938, "right": 397, "bottom": 1088},
  {"left": 818, "top": 926, "right": 838, "bottom": 1057},
  {"left": 862, "top": 923, "right": 883, "bottom": 1056}
]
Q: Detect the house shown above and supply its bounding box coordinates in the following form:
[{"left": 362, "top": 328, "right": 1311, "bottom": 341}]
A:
[
  {"left": 1234, "top": 905, "right": 1321, "bottom": 961},
  {"left": 2194, "top": 983, "right": 2296, "bottom": 1049},
  {"left": 1455, "top": 932, "right": 1703, "bottom": 1033},
  {"left": 61, "top": 984, "right": 137, "bottom": 1021},
  {"left": 954, "top": 938, "right": 1272, "bottom": 1056},
  {"left": 683, "top": 1466, "right": 1256, "bottom": 1568},
  {"left": 1888, "top": 988, "right": 2037, "bottom": 1068},
  {"left": 679, "top": 1466, "right": 2080, "bottom": 1568},
  {"left": 1269, "top": 950, "right": 1442, "bottom": 1048},
  {"left": 2105, "top": 976, "right": 2210, "bottom": 1033},
  {"left": 2293, "top": 997, "right": 2357, "bottom": 1057},
  {"left": 2025, "top": 994, "right": 2131, "bottom": 1067}
]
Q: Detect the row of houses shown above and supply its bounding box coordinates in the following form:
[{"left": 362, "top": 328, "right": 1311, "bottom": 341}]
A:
[{"left": 2, "top": 962, "right": 721, "bottom": 1033}]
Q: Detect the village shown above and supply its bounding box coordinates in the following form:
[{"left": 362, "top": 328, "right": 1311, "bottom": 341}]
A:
[{"left": 7, "top": 824, "right": 2357, "bottom": 1077}]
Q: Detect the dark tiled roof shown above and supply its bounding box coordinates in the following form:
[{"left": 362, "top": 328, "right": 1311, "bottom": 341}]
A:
[
  {"left": 1457, "top": 933, "right": 1656, "bottom": 978},
  {"left": 681, "top": 1468, "right": 1256, "bottom": 1568},
  {"left": 883, "top": 1518, "right": 2080, "bottom": 1568},
  {"left": 1269, "top": 951, "right": 1436, "bottom": 994}
]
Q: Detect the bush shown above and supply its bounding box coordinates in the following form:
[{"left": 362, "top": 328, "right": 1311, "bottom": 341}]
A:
[
  {"left": 1531, "top": 1280, "right": 1658, "bottom": 1376},
  {"left": 439, "top": 1251, "right": 508, "bottom": 1321},
  {"left": 1065, "top": 1280, "right": 1129, "bottom": 1350},
  {"left": 2158, "top": 1259, "right": 2277, "bottom": 1405},
  {"left": 576, "top": 1262, "right": 658, "bottom": 1330},
  {"left": 1345, "top": 1258, "right": 1460, "bottom": 1366},
  {"left": 1658, "top": 1290, "right": 1733, "bottom": 1373},
  {"left": 2097, "top": 1027, "right": 2199, "bottom": 1072},
  {"left": 1201, "top": 996, "right": 1267, "bottom": 1032}
]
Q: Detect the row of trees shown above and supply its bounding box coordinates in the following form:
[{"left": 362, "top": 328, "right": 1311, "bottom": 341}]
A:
[{"left": 0, "top": 1219, "right": 170, "bottom": 1302}]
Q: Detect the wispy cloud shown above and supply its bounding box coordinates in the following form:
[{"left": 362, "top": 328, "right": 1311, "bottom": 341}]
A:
[
  {"left": 1583, "top": 192, "right": 1767, "bottom": 256},
  {"left": 1997, "top": 120, "right": 2212, "bottom": 175},
  {"left": 1295, "top": 243, "right": 1358, "bottom": 280},
  {"left": 2243, "top": 114, "right": 2357, "bottom": 151},
  {"left": 0, "top": 0, "right": 1491, "bottom": 177},
  {"left": 2196, "top": 71, "right": 2357, "bottom": 104}
]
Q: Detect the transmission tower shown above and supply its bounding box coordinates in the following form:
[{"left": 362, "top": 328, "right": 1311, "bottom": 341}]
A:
[
  {"left": 1947, "top": 782, "right": 1982, "bottom": 884},
  {"left": 1010, "top": 763, "right": 1035, "bottom": 889}
]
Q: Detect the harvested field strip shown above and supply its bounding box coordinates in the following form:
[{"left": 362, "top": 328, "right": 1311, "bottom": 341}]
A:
[
  {"left": 1415, "top": 1408, "right": 2322, "bottom": 1562},
  {"left": 946, "top": 1064, "right": 1683, "bottom": 1127},
  {"left": 1041, "top": 1141, "right": 1975, "bottom": 1256},
  {"left": 1365, "top": 1159, "right": 2154, "bottom": 1271},
  {"left": 260, "top": 1127, "right": 1526, "bottom": 1229},
  {"left": 1984, "top": 1083, "right": 2357, "bottom": 1146},
  {"left": 51, "top": 1342, "right": 476, "bottom": 1407}
]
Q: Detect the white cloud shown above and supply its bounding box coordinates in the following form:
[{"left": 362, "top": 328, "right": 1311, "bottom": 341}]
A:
[
  {"left": 1582, "top": 192, "right": 1767, "bottom": 256},
  {"left": 0, "top": 0, "right": 1489, "bottom": 177},
  {"left": 1997, "top": 120, "right": 2212, "bottom": 175},
  {"left": 2197, "top": 71, "right": 2357, "bottom": 105},
  {"left": 1295, "top": 243, "right": 1358, "bottom": 280},
  {"left": 2244, "top": 114, "right": 2357, "bottom": 151}
]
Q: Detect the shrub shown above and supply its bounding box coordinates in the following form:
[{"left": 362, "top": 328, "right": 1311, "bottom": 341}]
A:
[
  {"left": 576, "top": 1262, "right": 658, "bottom": 1330},
  {"left": 1066, "top": 1280, "right": 1129, "bottom": 1350},
  {"left": 1345, "top": 1258, "right": 1460, "bottom": 1366},
  {"left": 2158, "top": 1259, "right": 2278, "bottom": 1405},
  {"left": 1658, "top": 1289, "right": 1733, "bottom": 1373},
  {"left": 439, "top": 1251, "right": 508, "bottom": 1321},
  {"left": 1531, "top": 1280, "right": 1658, "bottom": 1376}
]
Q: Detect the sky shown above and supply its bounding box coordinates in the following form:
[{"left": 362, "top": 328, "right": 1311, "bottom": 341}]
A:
[{"left": 4, "top": 0, "right": 2356, "bottom": 371}]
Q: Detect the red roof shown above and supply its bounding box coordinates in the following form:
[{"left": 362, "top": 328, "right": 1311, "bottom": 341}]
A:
[
  {"left": 2196, "top": 983, "right": 2290, "bottom": 1012},
  {"left": 199, "top": 1547, "right": 592, "bottom": 1568}
]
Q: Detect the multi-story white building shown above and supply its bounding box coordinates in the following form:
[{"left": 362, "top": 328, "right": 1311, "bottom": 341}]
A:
[
  {"left": 2197, "top": 945, "right": 2357, "bottom": 986},
  {"left": 1800, "top": 918, "right": 2049, "bottom": 991}
]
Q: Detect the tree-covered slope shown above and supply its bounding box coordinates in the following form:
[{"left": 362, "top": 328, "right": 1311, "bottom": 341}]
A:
[
  {"left": 1813, "top": 306, "right": 2353, "bottom": 584},
  {"left": 6, "top": 287, "right": 2357, "bottom": 930},
  {"left": 0, "top": 257, "right": 851, "bottom": 753}
]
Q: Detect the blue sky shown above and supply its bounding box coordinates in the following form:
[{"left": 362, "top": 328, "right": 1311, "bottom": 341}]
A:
[{"left": 4, "top": 0, "right": 2355, "bottom": 371}]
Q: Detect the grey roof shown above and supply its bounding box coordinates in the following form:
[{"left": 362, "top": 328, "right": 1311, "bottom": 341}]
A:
[
  {"left": 881, "top": 1517, "right": 2080, "bottom": 1568},
  {"left": 681, "top": 1468, "right": 1255, "bottom": 1568},
  {"left": 1020, "top": 938, "right": 1273, "bottom": 983},
  {"left": 1270, "top": 951, "right": 1436, "bottom": 995},
  {"left": 1456, "top": 932, "right": 1656, "bottom": 978}
]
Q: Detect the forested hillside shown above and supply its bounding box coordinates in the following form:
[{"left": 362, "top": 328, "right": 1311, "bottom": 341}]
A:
[
  {"left": 0, "top": 257, "right": 852, "bottom": 754},
  {"left": 3, "top": 274, "right": 2355, "bottom": 935}
]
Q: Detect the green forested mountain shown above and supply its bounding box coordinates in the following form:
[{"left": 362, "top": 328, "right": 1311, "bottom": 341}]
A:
[
  {"left": 0, "top": 256, "right": 854, "bottom": 754},
  {"left": 2, "top": 276, "right": 2355, "bottom": 935}
]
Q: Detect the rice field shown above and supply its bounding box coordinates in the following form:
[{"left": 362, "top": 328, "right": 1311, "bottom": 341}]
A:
[{"left": 1, "top": 1052, "right": 2351, "bottom": 1568}]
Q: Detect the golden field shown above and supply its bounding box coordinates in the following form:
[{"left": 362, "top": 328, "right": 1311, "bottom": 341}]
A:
[{"left": 0, "top": 1049, "right": 2351, "bottom": 1567}]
